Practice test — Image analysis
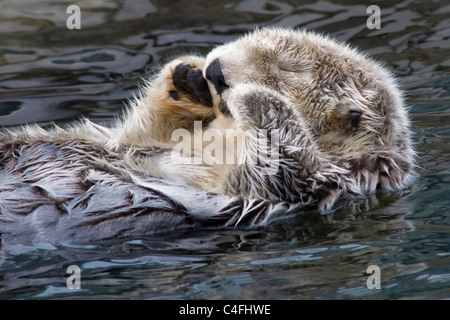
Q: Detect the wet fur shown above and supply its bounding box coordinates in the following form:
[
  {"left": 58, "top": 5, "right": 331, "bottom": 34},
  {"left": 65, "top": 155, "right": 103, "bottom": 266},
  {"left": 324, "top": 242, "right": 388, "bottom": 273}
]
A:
[
  {"left": 204, "top": 28, "right": 415, "bottom": 209},
  {"left": 0, "top": 28, "right": 415, "bottom": 242}
]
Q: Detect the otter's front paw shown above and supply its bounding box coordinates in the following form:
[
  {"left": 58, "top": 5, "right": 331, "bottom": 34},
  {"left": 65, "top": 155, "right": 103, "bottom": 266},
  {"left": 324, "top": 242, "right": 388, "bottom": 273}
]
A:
[
  {"left": 225, "top": 84, "right": 297, "bottom": 129},
  {"left": 171, "top": 63, "right": 213, "bottom": 108}
]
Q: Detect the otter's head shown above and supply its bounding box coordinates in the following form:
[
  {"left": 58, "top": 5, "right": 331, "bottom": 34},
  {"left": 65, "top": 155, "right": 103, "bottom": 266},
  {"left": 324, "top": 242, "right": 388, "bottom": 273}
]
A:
[{"left": 203, "top": 28, "right": 412, "bottom": 159}]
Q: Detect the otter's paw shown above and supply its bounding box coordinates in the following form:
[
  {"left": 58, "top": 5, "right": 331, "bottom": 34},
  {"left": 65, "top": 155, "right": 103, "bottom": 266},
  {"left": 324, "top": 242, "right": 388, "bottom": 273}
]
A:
[
  {"left": 150, "top": 56, "right": 214, "bottom": 113},
  {"left": 171, "top": 63, "right": 213, "bottom": 108},
  {"left": 224, "top": 84, "right": 298, "bottom": 129}
]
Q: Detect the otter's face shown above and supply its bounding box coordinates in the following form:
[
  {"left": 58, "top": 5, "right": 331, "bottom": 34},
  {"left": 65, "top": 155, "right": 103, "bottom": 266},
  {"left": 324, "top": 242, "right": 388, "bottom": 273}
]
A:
[
  {"left": 203, "top": 29, "right": 403, "bottom": 153},
  {"left": 203, "top": 30, "right": 298, "bottom": 117}
]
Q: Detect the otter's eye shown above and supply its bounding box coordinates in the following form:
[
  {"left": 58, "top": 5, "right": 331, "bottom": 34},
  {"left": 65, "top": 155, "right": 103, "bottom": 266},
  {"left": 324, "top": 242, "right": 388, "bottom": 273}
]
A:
[{"left": 205, "top": 58, "right": 229, "bottom": 95}]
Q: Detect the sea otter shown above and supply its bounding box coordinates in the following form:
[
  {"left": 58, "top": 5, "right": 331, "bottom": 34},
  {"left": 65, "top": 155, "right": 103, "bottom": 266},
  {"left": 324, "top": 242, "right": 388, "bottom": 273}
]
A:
[{"left": 0, "top": 28, "right": 415, "bottom": 243}]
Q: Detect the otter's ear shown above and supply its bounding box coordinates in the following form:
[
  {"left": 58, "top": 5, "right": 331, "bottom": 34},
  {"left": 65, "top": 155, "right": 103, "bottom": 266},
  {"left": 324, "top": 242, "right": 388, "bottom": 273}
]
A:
[{"left": 346, "top": 106, "right": 363, "bottom": 129}]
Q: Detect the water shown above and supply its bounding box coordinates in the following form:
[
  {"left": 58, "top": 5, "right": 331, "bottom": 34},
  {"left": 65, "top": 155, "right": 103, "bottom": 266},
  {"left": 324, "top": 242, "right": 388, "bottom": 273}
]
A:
[{"left": 0, "top": 0, "right": 449, "bottom": 300}]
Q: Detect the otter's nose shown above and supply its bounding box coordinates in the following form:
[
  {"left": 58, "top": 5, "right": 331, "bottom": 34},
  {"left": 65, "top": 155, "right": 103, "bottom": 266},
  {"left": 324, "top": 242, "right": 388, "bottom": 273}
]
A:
[{"left": 205, "top": 58, "right": 229, "bottom": 95}]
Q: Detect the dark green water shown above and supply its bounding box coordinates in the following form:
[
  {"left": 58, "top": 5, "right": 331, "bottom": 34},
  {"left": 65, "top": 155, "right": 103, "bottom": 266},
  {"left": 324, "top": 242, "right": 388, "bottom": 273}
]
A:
[{"left": 0, "top": 0, "right": 449, "bottom": 299}]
